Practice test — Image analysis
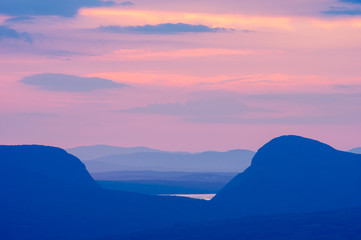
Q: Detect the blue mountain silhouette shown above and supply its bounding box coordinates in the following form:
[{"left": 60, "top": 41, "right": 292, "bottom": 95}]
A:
[
  {"left": 83, "top": 150, "right": 254, "bottom": 173},
  {"left": 1, "top": 135, "right": 360, "bottom": 239},
  {"left": 116, "top": 207, "right": 361, "bottom": 240},
  {"left": 350, "top": 147, "right": 361, "bottom": 154},
  {"left": 212, "top": 135, "right": 361, "bottom": 214},
  {"left": 0, "top": 145, "right": 99, "bottom": 191},
  {"left": 0, "top": 145, "right": 208, "bottom": 240},
  {"left": 67, "top": 145, "right": 165, "bottom": 160}
]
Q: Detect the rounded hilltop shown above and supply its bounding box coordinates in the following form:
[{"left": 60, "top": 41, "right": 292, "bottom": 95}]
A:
[{"left": 212, "top": 135, "right": 361, "bottom": 215}]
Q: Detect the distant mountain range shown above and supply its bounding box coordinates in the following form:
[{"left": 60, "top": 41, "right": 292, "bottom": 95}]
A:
[
  {"left": 350, "top": 147, "right": 361, "bottom": 154},
  {"left": 67, "top": 145, "right": 166, "bottom": 160},
  {"left": 67, "top": 146, "right": 255, "bottom": 173},
  {"left": 1, "top": 135, "right": 361, "bottom": 239},
  {"left": 94, "top": 171, "right": 237, "bottom": 194},
  {"left": 92, "top": 170, "right": 237, "bottom": 182}
]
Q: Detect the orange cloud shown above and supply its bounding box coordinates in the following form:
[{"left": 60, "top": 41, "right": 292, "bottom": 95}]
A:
[
  {"left": 80, "top": 8, "right": 293, "bottom": 30},
  {"left": 352, "top": 19, "right": 361, "bottom": 27},
  {"left": 310, "top": 18, "right": 361, "bottom": 29}
]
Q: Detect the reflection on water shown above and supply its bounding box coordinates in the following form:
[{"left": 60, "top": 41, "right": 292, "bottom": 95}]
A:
[{"left": 160, "top": 194, "right": 216, "bottom": 200}]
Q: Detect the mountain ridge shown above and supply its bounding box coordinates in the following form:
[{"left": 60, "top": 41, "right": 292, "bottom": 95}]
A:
[
  {"left": 350, "top": 147, "right": 361, "bottom": 154},
  {"left": 212, "top": 135, "right": 361, "bottom": 214},
  {"left": 2, "top": 136, "right": 361, "bottom": 239},
  {"left": 84, "top": 149, "right": 255, "bottom": 173},
  {"left": 67, "top": 145, "right": 167, "bottom": 161},
  {"left": 0, "top": 145, "right": 210, "bottom": 240}
]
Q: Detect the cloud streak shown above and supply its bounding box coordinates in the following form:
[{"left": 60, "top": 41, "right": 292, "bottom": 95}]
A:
[
  {"left": 5, "top": 16, "right": 35, "bottom": 24},
  {"left": 97, "top": 23, "right": 230, "bottom": 34},
  {"left": 120, "top": 97, "right": 270, "bottom": 122},
  {"left": 322, "top": 7, "right": 361, "bottom": 15},
  {"left": 0, "top": 0, "right": 115, "bottom": 17},
  {"left": 119, "top": 90, "right": 361, "bottom": 125},
  {"left": 81, "top": 8, "right": 292, "bottom": 30},
  {"left": 20, "top": 73, "right": 128, "bottom": 92},
  {"left": 120, "top": 1, "right": 134, "bottom": 6},
  {"left": 341, "top": 0, "right": 361, "bottom": 3},
  {"left": 100, "top": 48, "right": 264, "bottom": 61},
  {"left": 0, "top": 25, "right": 32, "bottom": 43},
  {"left": 323, "top": 0, "right": 361, "bottom": 15}
]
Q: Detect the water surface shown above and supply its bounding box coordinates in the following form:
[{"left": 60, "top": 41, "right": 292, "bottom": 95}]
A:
[{"left": 160, "top": 194, "right": 216, "bottom": 200}]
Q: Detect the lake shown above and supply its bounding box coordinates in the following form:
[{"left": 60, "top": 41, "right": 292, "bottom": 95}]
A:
[{"left": 159, "top": 194, "right": 216, "bottom": 200}]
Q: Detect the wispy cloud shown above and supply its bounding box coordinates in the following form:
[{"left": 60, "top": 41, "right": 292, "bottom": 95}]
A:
[
  {"left": 341, "top": 0, "right": 361, "bottom": 3},
  {"left": 81, "top": 8, "right": 292, "bottom": 30},
  {"left": 0, "top": 0, "right": 115, "bottom": 17},
  {"left": 322, "top": 6, "right": 361, "bottom": 15},
  {"left": 100, "top": 48, "right": 263, "bottom": 61},
  {"left": 97, "top": 23, "right": 231, "bottom": 34},
  {"left": 120, "top": 1, "right": 134, "bottom": 6},
  {"left": 119, "top": 90, "right": 361, "bottom": 125},
  {"left": 323, "top": 0, "right": 361, "bottom": 15},
  {"left": 334, "top": 83, "right": 361, "bottom": 90},
  {"left": 20, "top": 73, "right": 128, "bottom": 92},
  {"left": 5, "top": 16, "right": 35, "bottom": 24},
  {"left": 120, "top": 97, "right": 271, "bottom": 123},
  {"left": 0, "top": 25, "right": 32, "bottom": 43}
]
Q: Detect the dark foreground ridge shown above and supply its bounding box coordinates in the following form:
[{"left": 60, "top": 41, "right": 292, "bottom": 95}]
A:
[
  {"left": 0, "top": 145, "right": 209, "bottom": 240},
  {"left": 0, "top": 136, "right": 360, "bottom": 240},
  {"left": 212, "top": 135, "right": 361, "bottom": 214},
  {"left": 115, "top": 206, "right": 361, "bottom": 240},
  {"left": 0, "top": 145, "right": 99, "bottom": 191}
]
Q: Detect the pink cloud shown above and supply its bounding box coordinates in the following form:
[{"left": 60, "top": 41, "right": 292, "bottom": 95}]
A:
[
  {"left": 1, "top": 0, "right": 361, "bottom": 151},
  {"left": 100, "top": 48, "right": 268, "bottom": 61}
]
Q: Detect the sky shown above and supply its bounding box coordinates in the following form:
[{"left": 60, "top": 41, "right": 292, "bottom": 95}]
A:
[{"left": 0, "top": 0, "right": 361, "bottom": 152}]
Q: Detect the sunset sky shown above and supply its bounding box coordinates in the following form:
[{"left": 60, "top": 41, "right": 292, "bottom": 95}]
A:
[{"left": 0, "top": 0, "right": 360, "bottom": 152}]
